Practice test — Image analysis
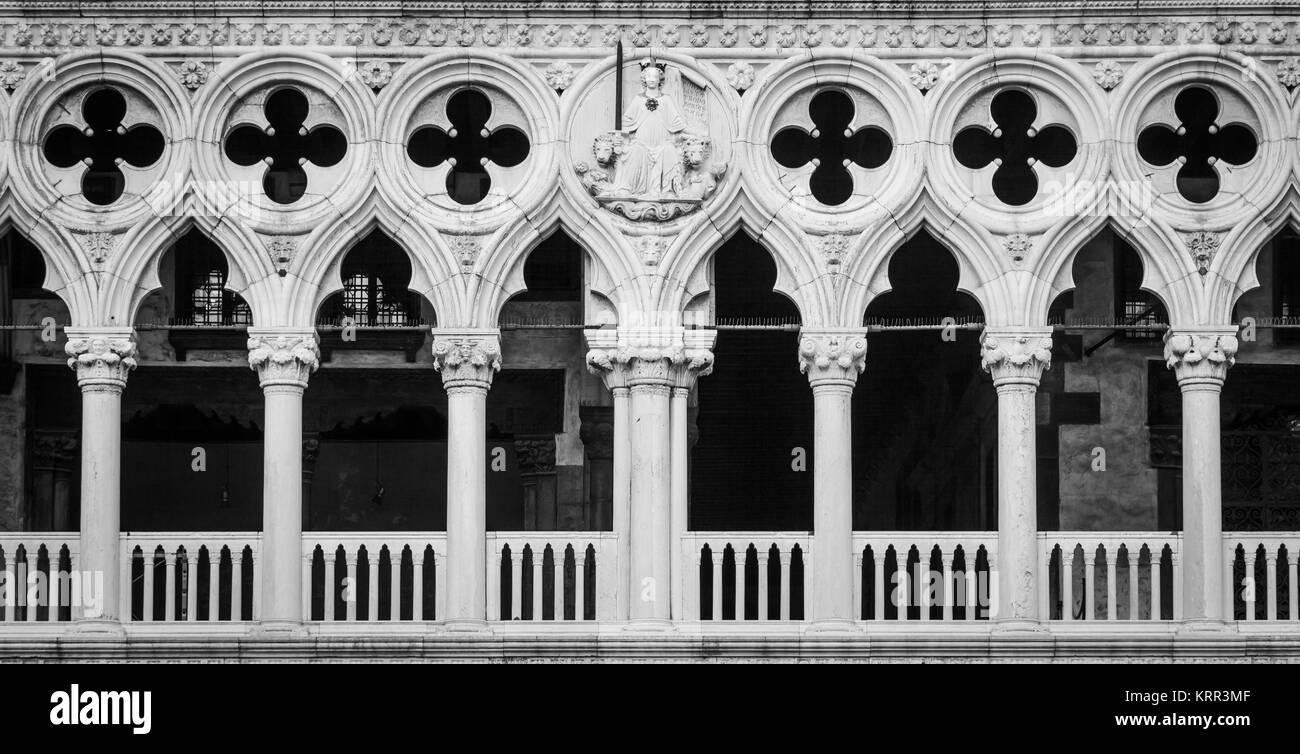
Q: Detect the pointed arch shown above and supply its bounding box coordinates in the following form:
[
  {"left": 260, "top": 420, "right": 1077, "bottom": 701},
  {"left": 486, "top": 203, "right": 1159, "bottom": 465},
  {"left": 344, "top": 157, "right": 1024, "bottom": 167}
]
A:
[
  {"left": 288, "top": 191, "right": 454, "bottom": 329},
  {"left": 1034, "top": 211, "right": 1194, "bottom": 327},
  {"left": 111, "top": 213, "right": 268, "bottom": 327},
  {"left": 1211, "top": 186, "right": 1300, "bottom": 325},
  {"left": 0, "top": 201, "right": 90, "bottom": 324}
]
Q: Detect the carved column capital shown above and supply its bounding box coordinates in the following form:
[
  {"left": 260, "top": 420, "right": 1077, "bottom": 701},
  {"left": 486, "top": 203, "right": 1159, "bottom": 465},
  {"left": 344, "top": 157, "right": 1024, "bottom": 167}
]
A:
[
  {"left": 585, "top": 327, "right": 713, "bottom": 392},
  {"left": 248, "top": 328, "right": 320, "bottom": 390},
  {"left": 980, "top": 327, "right": 1053, "bottom": 389},
  {"left": 432, "top": 329, "right": 501, "bottom": 392},
  {"left": 1164, "top": 327, "right": 1238, "bottom": 389},
  {"left": 65, "top": 327, "right": 137, "bottom": 391},
  {"left": 798, "top": 329, "right": 867, "bottom": 390}
]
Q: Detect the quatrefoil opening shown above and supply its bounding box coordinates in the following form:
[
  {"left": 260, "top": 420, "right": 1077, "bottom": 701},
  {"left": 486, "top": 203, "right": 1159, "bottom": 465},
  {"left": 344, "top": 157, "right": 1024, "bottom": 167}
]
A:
[
  {"left": 406, "top": 88, "right": 531, "bottom": 206},
  {"left": 952, "top": 89, "right": 1077, "bottom": 206},
  {"left": 42, "top": 87, "right": 165, "bottom": 206},
  {"left": 223, "top": 88, "right": 347, "bottom": 205},
  {"left": 1136, "top": 86, "right": 1258, "bottom": 204},
  {"left": 770, "top": 89, "right": 893, "bottom": 206}
]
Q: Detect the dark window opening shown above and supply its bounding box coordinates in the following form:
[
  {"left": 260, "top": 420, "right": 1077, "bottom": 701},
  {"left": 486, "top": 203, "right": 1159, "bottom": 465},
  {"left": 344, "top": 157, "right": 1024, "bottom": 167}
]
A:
[
  {"left": 1137, "top": 86, "right": 1258, "bottom": 204},
  {"left": 1114, "top": 241, "right": 1167, "bottom": 341},
  {"left": 1274, "top": 232, "right": 1300, "bottom": 346},
  {"left": 42, "top": 87, "right": 164, "bottom": 205},
  {"left": 512, "top": 232, "right": 583, "bottom": 303},
  {"left": 223, "top": 87, "right": 347, "bottom": 204},
  {"left": 407, "top": 88, "right": 531, "bottom": 205},
  {"left": 171, "top": 231, "right": 251, "bottom": 327},
  {"left": 317, "top": 232, "right": 425, "bottom": 328},
  {"left": 953, "top": 89, "right": 1077, "bottom": 206},
  {"left": 1, "top": 230, "right": 54, "bottom": 299},
  {"left": 770, "top": 88, "right": 892, "bottom": 206}
]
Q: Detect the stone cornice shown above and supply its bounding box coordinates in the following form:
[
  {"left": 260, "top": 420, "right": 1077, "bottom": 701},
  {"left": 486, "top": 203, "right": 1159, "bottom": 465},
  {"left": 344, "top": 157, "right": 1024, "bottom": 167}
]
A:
[
  {"left": 1163, "top": 326, "right": 1238, "bottom": 387},
  {"left": 798, "top": 329, "right": 867, "bottom": 389},
  {"left": 65, "top": 326, "right": 137, "bottom": 390},
  {"left": 979, "top": 327, "right": 1053, "bottom": 388},
  {"left": 247, "top": 328, "right": 320, "bottom": 390},
  {"left": 432, "top": 328, "right": 501, "bottom": 391}
]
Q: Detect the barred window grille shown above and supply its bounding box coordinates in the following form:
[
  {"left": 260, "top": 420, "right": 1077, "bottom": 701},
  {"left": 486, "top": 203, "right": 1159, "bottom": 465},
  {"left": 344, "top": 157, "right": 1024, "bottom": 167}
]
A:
[
  {"left": 1116, "top": 241, "right": 1165, "bottom": 341},
  {"left": 191, "top": 269, "right": 226, "bottom": 326}
]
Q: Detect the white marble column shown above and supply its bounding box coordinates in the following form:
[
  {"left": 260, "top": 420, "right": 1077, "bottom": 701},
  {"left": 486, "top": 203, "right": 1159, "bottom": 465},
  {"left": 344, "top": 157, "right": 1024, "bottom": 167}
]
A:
[
  {"left": 247, "top": 330, "right": 319, "bottom": 630},
  {"left": 585, "top": 329, "right": 631, "bottom": 620},
  {"left": 798, "top": 330, "right": 867, "bottom": 629},
  {"left": 433, "top": 330, "right": 501, "bottom": 629},
  {"left": 670, "top": 331, "right": 715, "bottom": 621},
  {"left": 980, "top": 328, "right": 1053, "bottom": 629},
  {"left": 1164, "top": 328, "right": 1237, "bottom": 627},
  {"left": 66, "top": 328, "right": 136, "bottom": 627}
]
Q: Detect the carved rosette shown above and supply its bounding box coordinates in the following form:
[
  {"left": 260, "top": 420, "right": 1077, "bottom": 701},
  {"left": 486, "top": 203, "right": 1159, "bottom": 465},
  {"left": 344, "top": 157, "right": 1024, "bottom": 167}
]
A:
[
  {"left": 65, "top": 329, "right": 137, "bottom": 390},
  {"left": 432, "top": 332, "right": 501, "bottom": 391},
  {"left": 1163, "top": 329, "right": 1238, "bottom": 386},
  {"left": 247, "top": 331, "right": 320, "bottom": 389},
  {"left": 798, "top": 331, "right": 868, "bottom": 389},
  {"left": 979, "top": 329, "right": 1053, "bottom": 387}
]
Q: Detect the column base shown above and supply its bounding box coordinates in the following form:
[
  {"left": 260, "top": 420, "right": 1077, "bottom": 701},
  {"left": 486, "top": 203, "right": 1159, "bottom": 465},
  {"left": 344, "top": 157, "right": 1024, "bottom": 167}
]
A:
[
  {"left": 71, "top": 618, "right": 126, "bottom": 636},
  {"left": 624, "top": 617, "right": 675, "bottom": 632},
  {"left": 991, "top": 618, "right": 1047, "bottom": 634},
  {"left": 1177, "top": 618, "right": 1233, "bottom": 633},
  {"left": 254, "top": 620, "right": 309, "bottom": 638},
  {"left": 806, "top": 618, "right": 860, "bottom": 635},
  {"left": 443, "top": 618, "right": 492, "bottom": 633}
]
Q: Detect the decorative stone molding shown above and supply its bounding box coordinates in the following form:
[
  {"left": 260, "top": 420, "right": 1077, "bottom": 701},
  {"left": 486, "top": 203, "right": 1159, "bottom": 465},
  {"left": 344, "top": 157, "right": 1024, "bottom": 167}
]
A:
[
  {"left": 1003, "top": 233, "right": 1033, "bottom": 265},
  {"left": 726, "top": 61, "right": 755, "bottom": 92},
  {"left": 909, "top": 61, "right": 942, "bottom": 91},
  {"left": 247, "top": 330, "right": 320, "bottom": 389},
  {"left": 544, "top": 60, "right": 574, "bottom": 92},
  {"left": 979, "top": 328, "right": 1053, "bottom": 387},
  {"left": 71, "top": 231, "right": 120, "bottom": 268},
  {"left": 820, "top": 233, "right": 851, "bottom": 271},
  {"left": 1163, "top": 328, "right": 1238, "bottom": 386},
  {"left": 1185, "top": 231, "right": 1220, "bottom": 277},
  {"left": 0, "top": 60, "right": 24, "bottom": 91},
  {"left": 431, "top": 330, "right": 501, "bottom": 391},
  {"left": 449, "top": 235, "right": 481, "bottom": 272},
  {"left": 636, "top": 235, "right": 664, "bottom": 267},
  {"left": 1092, "top": 60, "right": 1124, "bottom": 90},
  {"left": 798, "top": 330, "right": 868, "bottom": 389},
  {"left": 262, "top": 236, "right": 300, "bottom": 277},
  {"left": 514, "top": 438, "right": 557, "bottom": 474},
  {"left": 65, "top": 328, "right": 137, "bottom": 389},
  {"left": 357, "top": 60, "right": 393, "bottom": 90},
  {"left": 1276, "top": 58, "right": 1300, "bottom": 89},
  {"left": 672, "top": 329, "right": 716, "bottom": 391},
  {"left": 175, "top": 60, "right": 210, "bottom": 91}
]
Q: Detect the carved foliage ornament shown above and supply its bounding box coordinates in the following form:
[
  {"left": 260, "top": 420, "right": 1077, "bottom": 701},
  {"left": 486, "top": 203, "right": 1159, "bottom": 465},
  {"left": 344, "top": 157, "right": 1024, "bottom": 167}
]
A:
[
  {"left": 1164, "top": 331, "right": 1238, "bottom": 382},
  {"left": 432, "top": 336, "right": 501, "bottom": 388},
  {"left": 66, "top": 333, "right": 138, "bottom": 387},
  {"left": 1185, "top": 231, "right": 1220, "bottom": 276},
  {"left": 247, "top": 334, "right": 320, "bottom": 388},
  {"left": 585, "top": 345, "right": 711, "bottom": 387},
  {"left": 979, "top": 333, "right": 1052, "bottom": 384},
  {"left": 1003, "top": 233, "right": 1033, "bottom": 264},
  {"left": 798, "top": 334, "right": 868, "bottom": 385}
]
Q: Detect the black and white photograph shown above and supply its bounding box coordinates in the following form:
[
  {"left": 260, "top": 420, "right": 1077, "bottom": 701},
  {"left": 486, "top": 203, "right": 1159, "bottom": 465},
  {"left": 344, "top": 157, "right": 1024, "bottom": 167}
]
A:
[{"left": 0, "top": 0, "right": 1294, "bottom": 739}]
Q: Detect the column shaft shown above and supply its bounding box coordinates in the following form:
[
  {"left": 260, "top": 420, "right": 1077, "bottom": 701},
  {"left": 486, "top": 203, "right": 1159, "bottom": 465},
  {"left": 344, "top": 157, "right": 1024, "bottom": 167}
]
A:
[
  {"left": 811, "top": 383, "right": 855, "bottom": 622},
  {"left": 1181, "top": 383, "right": 1224, "bottom": 621},
  {"left": 446, "top": 385, "right": 488, "bottom": 622},
  {"left": 669, "top": 387, "right": 689, "bottom": 620},
  {"left": 629, "top": 383, "right": 672, "bottom": 621},
  {"left": 996, "top": 383, "right": 1038, "bottom": 622},
  {"left": 612, "top": 388, "right": 631, "bottom": 620},
  {"left": 261, "top": 384, "right": 304, "bottom": 623}
]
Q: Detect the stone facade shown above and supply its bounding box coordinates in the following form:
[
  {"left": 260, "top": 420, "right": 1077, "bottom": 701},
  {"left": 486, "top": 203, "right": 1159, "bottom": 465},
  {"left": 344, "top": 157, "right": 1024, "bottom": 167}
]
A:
[{"left": 1, "top": 1, "right": 1299, "bottom": 659}]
